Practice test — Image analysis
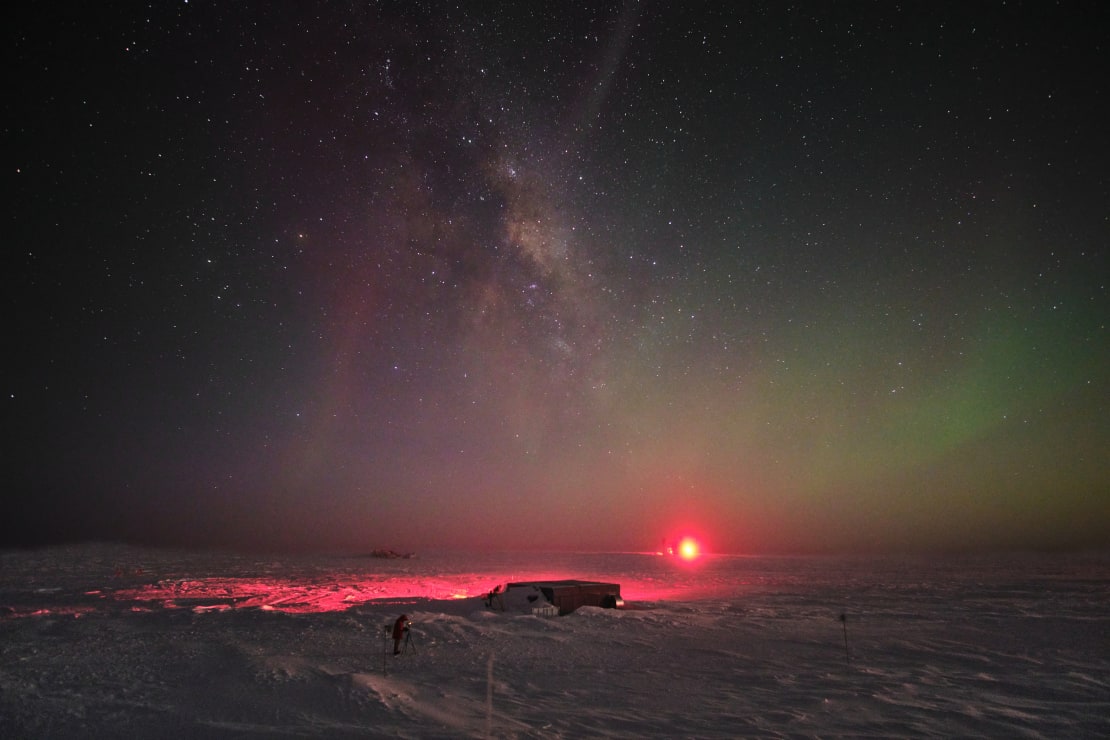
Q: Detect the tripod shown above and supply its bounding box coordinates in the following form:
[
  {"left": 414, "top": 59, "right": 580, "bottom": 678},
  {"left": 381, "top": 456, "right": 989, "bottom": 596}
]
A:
[
  {"left": 400, "top": 627, "right": 417, "bottom": 655},
  {"left": 385, "top": 622, "right": 416, "bottom": 657}
]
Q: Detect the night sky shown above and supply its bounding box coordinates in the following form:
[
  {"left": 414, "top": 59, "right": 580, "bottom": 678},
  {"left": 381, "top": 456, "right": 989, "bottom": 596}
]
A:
[{"left": 7, "top": 2, "right": 1108, "bottom": 555}]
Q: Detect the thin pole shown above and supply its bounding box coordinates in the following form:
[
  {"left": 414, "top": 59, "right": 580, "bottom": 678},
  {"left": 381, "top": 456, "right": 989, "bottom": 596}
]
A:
[{"left": 839, "top": 613, "right": 850, "bottom": 667}]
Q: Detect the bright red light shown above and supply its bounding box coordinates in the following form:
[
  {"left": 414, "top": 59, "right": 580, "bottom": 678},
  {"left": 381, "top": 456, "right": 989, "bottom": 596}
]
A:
[{"left": 677, "top": 537, "right": 700, "bottom": 560}]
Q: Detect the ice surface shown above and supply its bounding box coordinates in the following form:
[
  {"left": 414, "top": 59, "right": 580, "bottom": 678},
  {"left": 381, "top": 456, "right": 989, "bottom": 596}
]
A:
[{"left": 1, "top": 545, "right": 1107, "bottom": 738}]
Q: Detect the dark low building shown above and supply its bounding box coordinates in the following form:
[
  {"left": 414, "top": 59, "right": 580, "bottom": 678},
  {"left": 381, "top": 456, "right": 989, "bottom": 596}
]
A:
[{"left": 506, "top": 579, "right": 623, "bottom": 615}]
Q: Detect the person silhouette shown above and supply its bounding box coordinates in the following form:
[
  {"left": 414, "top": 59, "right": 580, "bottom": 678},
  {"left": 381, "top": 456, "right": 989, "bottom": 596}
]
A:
[{"left": 392, "top": 614, "right": 409, "bottom": 655}]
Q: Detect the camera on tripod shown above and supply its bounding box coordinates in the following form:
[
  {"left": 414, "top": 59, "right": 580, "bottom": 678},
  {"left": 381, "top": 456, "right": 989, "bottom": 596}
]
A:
[{"left": 387, "top": 614, "right": 416, "bottom": 656}]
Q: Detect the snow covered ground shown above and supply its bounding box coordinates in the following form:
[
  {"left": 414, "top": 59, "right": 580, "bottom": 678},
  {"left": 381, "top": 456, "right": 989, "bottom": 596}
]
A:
[{"left": 1, "top": 545, "right": 1107, "bottom": 738}]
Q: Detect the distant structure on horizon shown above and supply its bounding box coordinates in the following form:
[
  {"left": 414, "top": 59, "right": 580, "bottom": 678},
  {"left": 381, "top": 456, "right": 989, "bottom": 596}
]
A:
[{"left": 364, "top": 549, "right": 415, "bottom": 559}]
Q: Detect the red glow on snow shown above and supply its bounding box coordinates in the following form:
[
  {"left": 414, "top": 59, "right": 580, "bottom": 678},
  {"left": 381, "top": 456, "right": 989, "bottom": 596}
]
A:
[
  {"left": 0, "top": 569, "right": 723, "bottom": 619},
  {"left": 102, "top": 576, "right": 492, "bottom": 614},
  {"left": 1, "top": 557, "right": 734, "bottom": 620}
]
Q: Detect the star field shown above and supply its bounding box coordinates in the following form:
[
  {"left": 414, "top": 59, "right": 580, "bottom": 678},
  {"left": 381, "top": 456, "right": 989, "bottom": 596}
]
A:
[{"left": 6, "top": 1, "right": 1108, "bottom": 554}]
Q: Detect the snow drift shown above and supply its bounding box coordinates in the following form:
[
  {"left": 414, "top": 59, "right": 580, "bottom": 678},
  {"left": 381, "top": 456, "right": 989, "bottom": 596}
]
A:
[{"left": 1, "top": 546, "right": 1107, "bottom": 738}]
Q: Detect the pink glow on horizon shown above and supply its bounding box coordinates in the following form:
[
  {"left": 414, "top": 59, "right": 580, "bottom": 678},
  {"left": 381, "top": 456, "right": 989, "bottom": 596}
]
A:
[{"left": 678, "top": 537, "right": 701, "bottom": 561}]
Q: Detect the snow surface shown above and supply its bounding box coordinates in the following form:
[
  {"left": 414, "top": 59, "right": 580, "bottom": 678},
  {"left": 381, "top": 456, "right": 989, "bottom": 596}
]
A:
[{"left": 1, "top": 545, "right": 1107, "bottom": 738}]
